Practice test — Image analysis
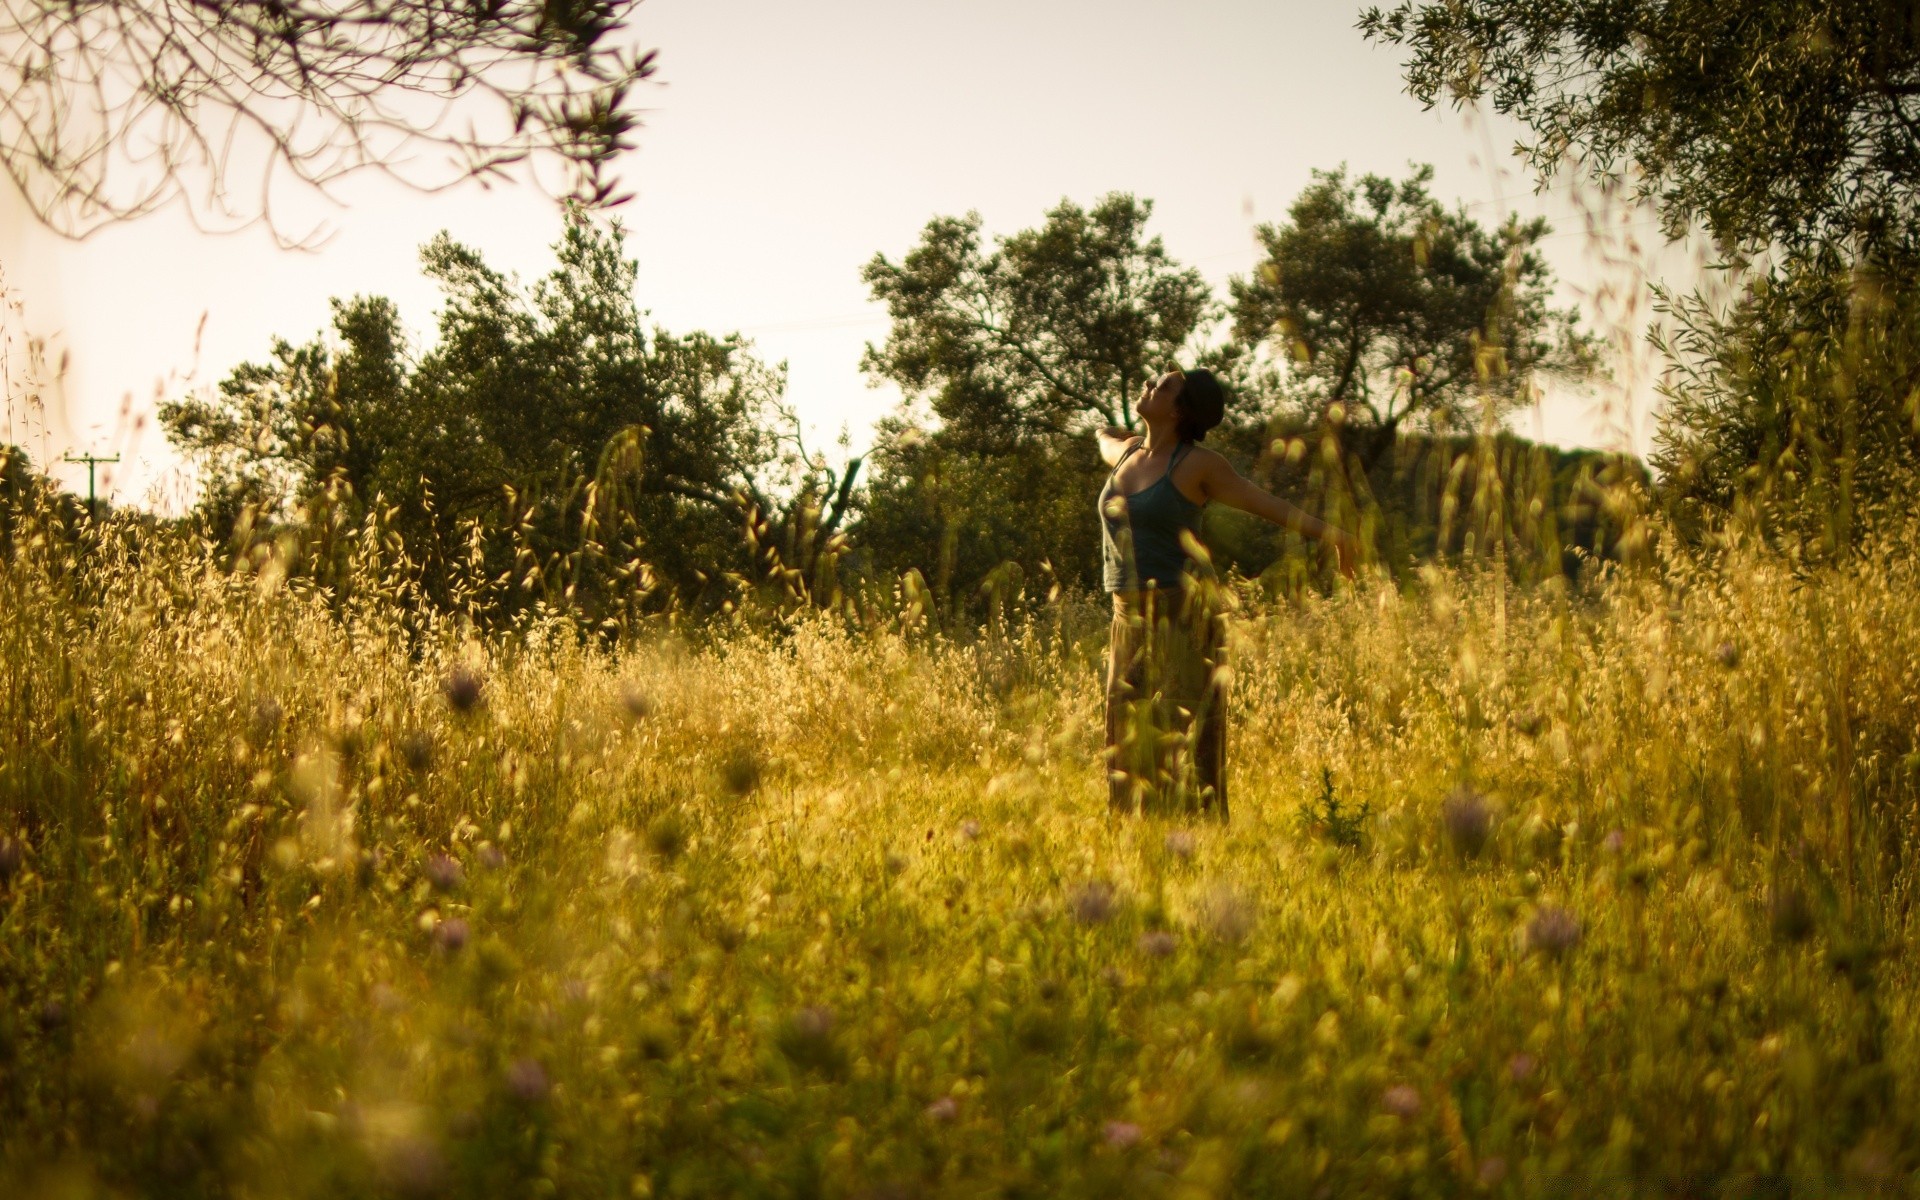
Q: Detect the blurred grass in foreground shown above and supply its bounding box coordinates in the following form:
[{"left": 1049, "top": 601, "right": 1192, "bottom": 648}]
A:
[{"left": 2, "top": 502, "right": 1918, "bottom": 1199}]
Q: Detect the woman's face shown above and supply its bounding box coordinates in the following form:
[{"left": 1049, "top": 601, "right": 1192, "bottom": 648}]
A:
[{"left": 1136, "top": 369, "right": 1185, "bottom": 424}]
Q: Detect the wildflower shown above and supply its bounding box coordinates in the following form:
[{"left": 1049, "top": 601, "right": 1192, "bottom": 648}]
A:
[
  {"left": 35, "top": 999, "right": 65, "bottom": 1032},
  {"left": 248, "top": 696, "right": 284, "bottom": 745},
  {"left": 399, "top": 731, "right": 434, "bottom": 773},
  {"left": 1506, "top": 1052, "right": 1536, "bottom": 1082},
  {"left": 1163, "top": 829, "right": 1197, "bottom": 859},
  {"left": 356, "top": 847, "right": 385, "bottom": 886},
  {"left": 1525, "top": 906, "right": 1582, "bottom": 958},
  {"left": 1197, "top": 885, "right": 1254, "bottom": 944},
  {"left": 1102, "top": 1120, "right": 1142, "bottom": 1149},
  {"left": 505, "top": 1058, "right": 550, "bottom": 1103},
  {"left": 1069, "top": 881, "right": 1117, "bottom": 925},
  {"left": 1138, "top": 930, "right": 1177, "bottom": 958},
  {"left": 441, "top": 666, "right": 484, "bottom": 713},
  {"left": 478, "top": 845, "right": 506, "bottom": 871},
  {"left": 1768, "top": 883, "right": 1814, "bottom": 944},
  {"left": 1381, "top": 1084, "right": 1421, "bottom": 1118},
  {"left": 1714, "top": 641, "right": 1741, "bottom": 669},
  {"left": 957, "top": 818, "right": 983, "bottom": 842},
  {"left": 722, "top": 747, "right": 762, "bottom": 795},
  {"left": 1602, "top": 829, "right": 1626, "bottom": 854},
  {"left": 619, "top": 682, "right": 651, "bottom": 719},
  {"left": 0, "top": 835, "right": 22, "bottom": 884},
  {"left": 924, "top": 1096, "right": 958, "bottom": 1123},
  {"left": 434, "top": 917, "right": 470, "bottom": 952},
  {"left": 424, "top": 854, "right": 463, "bottom": 893},
  {"left": 1478, "top": 1156, "right": 1509, "bottom": 1187},
  {"left": 1511, "top": 709, "right": 1545, "bottom": 737},
  {"left": 646, "top": 813, "right": 688, "bottom": 860},
  {"left": 883, "top": 852, "right": 908, "bottom": 875},
  {"left": 1441, "top": 786, "right": 1491, "bottom": 858},
  {"left": 776, "top": 1006, "right": 843, "bottom": 1075}
]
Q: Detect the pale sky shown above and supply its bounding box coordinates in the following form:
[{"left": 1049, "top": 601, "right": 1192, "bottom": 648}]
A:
[{"left": 1, "top": 0, "right": 1700, "bottom": 511}]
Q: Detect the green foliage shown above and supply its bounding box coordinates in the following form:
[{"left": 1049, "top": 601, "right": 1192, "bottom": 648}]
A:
[
  {"left": 1360, "top": 0, "right": 1920, "bottom": 265},
  {"left": 1294, "top": 768, "right": 1372, "bottom": 850},
  {"left": 859, "top": 182, "right": 1601, "bottom": 602},
  {"left": 1364, "top": 1, "right": 1920, "bottom": 549},
  {"left": 1653, "top": 261, "right": 1920, "bottom": 552},
  {"left": 862, "top": 194, "right": 1210, "bottom": 440},
  {"left": 1229, "top": 165, "right": 1594, "bottom": 472},
  {"left": 161, "top": 216, "right": 860, "bottom": 619}
]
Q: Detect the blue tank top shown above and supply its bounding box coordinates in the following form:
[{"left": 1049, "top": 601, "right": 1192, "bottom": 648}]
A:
[{"left": 1099, "top": 440, "right": 1205, "bottom": 592}]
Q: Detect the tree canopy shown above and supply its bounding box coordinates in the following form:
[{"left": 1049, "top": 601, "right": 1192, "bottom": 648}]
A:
[
  {"left": 1362, "top": 1, "right": 1920, "bottom": 544},
  {"left": 161, "top": 217, "right": 856, "bottom": 619},
  {"left": 1360, "top": 0, "right": 1920, "bottom": 265},
  {"left": 861, "top": 195, "right": 1210, "bottom": 445},
  {"left": 1229, "top": 164, "right": 1591, "bottom": 469},
  {"left": 0, "top": 0, "right": 655, "bottom": 240}
]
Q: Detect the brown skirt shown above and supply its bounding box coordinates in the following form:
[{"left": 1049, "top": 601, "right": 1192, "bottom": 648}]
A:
[{"left": 1104, "top": 587, "right": 1228, "bottom": 819}]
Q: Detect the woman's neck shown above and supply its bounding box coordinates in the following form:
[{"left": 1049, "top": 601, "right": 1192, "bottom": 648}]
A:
[{"left": 1141, "top": 418, "right": 1181, "bottom": 454}]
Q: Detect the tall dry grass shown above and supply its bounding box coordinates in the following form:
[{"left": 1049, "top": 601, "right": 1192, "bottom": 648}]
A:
[{"left": 2, "top": 498, "right": 1918, "bottom": 1197}]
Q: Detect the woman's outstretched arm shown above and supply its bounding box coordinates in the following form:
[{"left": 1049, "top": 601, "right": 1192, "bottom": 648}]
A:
[
  {"left": 1197, "top": 452, "right": 1359, "bottom": 576},
  {"left": 1096, "top": 425, "right": 1141, "bottom": 467}
]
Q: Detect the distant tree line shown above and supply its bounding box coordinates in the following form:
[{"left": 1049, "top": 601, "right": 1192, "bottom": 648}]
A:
[{"left": 115, "top": 161, "right": 1637, "bottom": 623}]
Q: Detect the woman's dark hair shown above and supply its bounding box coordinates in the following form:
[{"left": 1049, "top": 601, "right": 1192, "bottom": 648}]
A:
[{"left": 1174, "top": 368, "right": 1226, "bottom": 442}]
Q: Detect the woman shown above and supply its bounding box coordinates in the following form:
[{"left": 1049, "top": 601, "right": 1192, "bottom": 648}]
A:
[{"left": 1098, "top": 366, "right": 1356, "bottom": 819}]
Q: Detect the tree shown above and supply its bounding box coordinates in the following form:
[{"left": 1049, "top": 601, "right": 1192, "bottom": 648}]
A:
[
  {"left": 1652, "top": 262, "right": 1920, "bottom": 548},
  {"left": 1362, "top": 1, "right": 1920, "bottom": 543},
  {"left": 0, "top": 0, "right": 655, "bottom": 241},
  {"left": 856, "top": 195, "right": 1210, "bottom": 598},
  {"left": 161, "top": 216, "right": 860, "bottom": 619},
  {"left": 862, "top": 195, "right": 1211, "bottom": 444},
  {"left": 1228, "top": 165, "right": 1591, "bottom": 474},
  {"left": 1359, "top": 0, "right": 1920, "bottom": 265}
]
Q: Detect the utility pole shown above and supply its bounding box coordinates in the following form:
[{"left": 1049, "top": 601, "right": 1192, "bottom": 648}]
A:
[{"left": 62, "top": 451, "right": 120, "bottom": 519}]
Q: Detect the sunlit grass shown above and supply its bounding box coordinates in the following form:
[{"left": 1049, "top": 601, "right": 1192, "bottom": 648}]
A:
[{"left": 2, "top": 514, "right": 1918, "bottom": 1197}]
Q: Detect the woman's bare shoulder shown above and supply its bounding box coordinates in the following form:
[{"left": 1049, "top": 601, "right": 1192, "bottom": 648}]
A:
[{"left": 1182, "top": 443, "right": 1232, "bottom": 472}]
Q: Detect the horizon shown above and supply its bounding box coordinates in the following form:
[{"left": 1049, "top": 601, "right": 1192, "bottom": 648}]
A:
[{"left": 0, "top": 0, "right": 1701, "bottom": 513}]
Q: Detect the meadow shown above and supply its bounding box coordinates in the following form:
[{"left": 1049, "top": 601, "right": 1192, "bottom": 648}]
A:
[{"left": 3, "top": 508, "right": 1919, "bottom": 1199}]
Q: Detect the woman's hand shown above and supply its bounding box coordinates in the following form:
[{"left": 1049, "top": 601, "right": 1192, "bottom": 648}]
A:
[{"left": 1096, "top": 425, "right": 1141, "bottom": 467}]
